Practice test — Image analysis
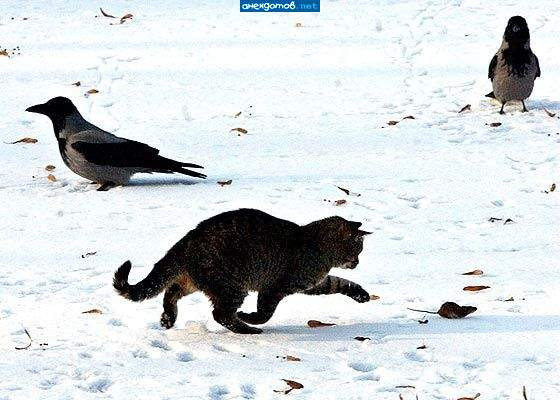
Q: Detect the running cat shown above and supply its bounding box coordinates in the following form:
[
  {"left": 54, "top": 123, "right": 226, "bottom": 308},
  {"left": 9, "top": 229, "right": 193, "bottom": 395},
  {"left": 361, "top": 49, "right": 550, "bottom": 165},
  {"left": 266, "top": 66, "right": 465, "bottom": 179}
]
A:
[{"left": 113, "top": 208, "right": 371, "bottom": 334}]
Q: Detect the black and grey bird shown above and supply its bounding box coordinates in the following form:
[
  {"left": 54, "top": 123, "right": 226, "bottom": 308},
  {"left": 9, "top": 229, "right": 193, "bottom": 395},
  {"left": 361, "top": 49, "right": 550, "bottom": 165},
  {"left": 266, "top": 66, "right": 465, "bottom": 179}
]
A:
[
  {"left": 487, "top": 16, "right": 540, "bottom": 114},
  {"left": 26, "top": 97, "right": 206, "bottom": 191}
]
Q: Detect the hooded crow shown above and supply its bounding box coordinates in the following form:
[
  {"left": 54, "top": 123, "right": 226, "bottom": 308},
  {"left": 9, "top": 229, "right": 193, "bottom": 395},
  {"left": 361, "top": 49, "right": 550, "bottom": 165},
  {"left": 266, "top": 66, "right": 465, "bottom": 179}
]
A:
[
  {"left": 26, "top": 97, "right": 206, "bottom": 191},
  {"left": 488, "top": 16, "right": 540, "bottom": 114}
]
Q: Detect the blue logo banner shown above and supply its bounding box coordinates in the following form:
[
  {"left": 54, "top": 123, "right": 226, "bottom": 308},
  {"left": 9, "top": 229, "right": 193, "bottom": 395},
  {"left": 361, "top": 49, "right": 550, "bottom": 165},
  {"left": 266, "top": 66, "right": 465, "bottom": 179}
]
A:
[{"left": 240, "top": 0, "right": 320, "bottom": 12}]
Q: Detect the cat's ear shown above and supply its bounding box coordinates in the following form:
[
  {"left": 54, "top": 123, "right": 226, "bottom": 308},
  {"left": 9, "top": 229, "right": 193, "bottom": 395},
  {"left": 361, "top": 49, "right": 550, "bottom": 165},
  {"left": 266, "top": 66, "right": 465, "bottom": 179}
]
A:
[{"left": 349, "top": 221, "right": 362, "bottom": 230}]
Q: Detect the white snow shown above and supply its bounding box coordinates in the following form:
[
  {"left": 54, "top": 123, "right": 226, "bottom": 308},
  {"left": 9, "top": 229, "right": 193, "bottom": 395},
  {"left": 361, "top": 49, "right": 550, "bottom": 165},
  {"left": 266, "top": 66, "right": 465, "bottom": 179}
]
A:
[{"left": 1, "top": 1, "right": 560, "bottom": 399}]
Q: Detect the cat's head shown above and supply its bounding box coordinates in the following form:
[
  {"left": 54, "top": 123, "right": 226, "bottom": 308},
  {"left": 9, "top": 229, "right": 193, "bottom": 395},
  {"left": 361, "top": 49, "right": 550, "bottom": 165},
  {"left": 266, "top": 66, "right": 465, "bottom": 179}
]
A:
[{"left": 306, "top": 216, "right": 371, "bottom": 269}]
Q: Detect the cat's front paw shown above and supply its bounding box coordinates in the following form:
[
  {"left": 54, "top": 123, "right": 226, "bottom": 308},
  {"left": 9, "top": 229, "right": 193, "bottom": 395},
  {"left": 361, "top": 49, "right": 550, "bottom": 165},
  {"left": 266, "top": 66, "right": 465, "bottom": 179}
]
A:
[
  {"left": 160, "top": 312, "right": 176, "bottom": 329},
  {"left": 351, "top": 288, "right": 370, "bottom": 303}
]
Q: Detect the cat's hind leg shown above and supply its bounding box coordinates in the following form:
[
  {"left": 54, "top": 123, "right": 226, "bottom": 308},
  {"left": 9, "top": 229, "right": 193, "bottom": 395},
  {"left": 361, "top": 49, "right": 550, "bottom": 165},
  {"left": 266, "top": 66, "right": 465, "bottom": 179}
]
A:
[
  {"left": 237, "top": 290, "right": 285, "bottom": 325},
  {"left": 304, "top": 275, "right": 370, "bottom": 303},
  {"left": 211, "top": 291, "right": 263, "bottom": 334},
  {"left": 160, "top": 274, "right": 198, "bottom": 329}
]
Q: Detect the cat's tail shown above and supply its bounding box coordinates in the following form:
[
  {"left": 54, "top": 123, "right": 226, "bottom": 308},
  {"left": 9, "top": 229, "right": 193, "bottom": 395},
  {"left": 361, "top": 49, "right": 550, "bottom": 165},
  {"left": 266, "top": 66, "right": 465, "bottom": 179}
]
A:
[{"left": 113, "top": 260, "right": 173, "bottom": 302}]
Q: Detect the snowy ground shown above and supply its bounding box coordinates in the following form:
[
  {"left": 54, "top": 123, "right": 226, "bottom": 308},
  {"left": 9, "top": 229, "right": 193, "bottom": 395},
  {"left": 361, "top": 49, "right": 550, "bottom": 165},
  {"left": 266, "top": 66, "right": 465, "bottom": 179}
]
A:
[{"left": 1, "top": 0, "right": 560, "bottom": 399}]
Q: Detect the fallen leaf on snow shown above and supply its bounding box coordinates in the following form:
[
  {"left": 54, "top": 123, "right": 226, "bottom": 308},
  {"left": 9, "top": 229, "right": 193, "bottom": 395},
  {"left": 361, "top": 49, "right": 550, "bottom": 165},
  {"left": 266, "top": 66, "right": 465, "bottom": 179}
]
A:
[
  {"left": 0, "top": 49, "right": 9, "bottom": 57},
  {"left": 86, "top": 89, "right": 99, "bottom": 94},
  {"left": 45, "top": 165, "right": 56, "bottom": 171},
  {"left": 47, "top": 174, "right": 57, "bottom": 182},
  {"left": 369, "top": 294, "right": 380, "bottom": 300},
  {"left": 230, "top": 127, "right": 248, "bottom": 135},
  {"left": 503, "top": 218, "right": 514, "bottom": 225},
  {"left": 119, "top": 13, "right": 133, "bottom": 24},
  {"left": 294, "top": 22, "right": 303, "bottom": 27},
  {"left": 81, "top": 251, "right": 97, "bottom": 258},
  {"left": 487, "top": 122, "right": 502, "bottom": 127},
  {"left": 544, "top": 108, "right": 556, "bottom": 118},
  {"left": 408, "top": 302, "right": 477, "bottom": 319},
  {"left": 462, "top": 269, "right": 483, "bottom": 276},
  {"left": 488, "top": 217, "right": 502, "bottom": 223},
  {"left": 403, "top": 115, "right": 415, "bottom": 120},
  {"left": 334, "top": 199, "right": 347, "bottom": 206},
  {"left": 418, "top": 318, "right": 428, "bottom": 324},
  {"left": 416, "top": 344, "right": 427, "bottom": 350},
  {"left": 457, "top": 393, "right": 480, "bottom": 400},
  {"left": 463, "top": 285, "right": 490, "bottom": 292},
  {"left": 354, "top": 336, "right": 371, "bottom": 341},
  {"left": 234, "top": 111, "right": 242, "bottom": 118},
  {"left": 459, "top": 104, "right": 471, "bottom": 113},
  {"left": 82, "top": 309, "right": 103, "bottom": 314},
  {"left": 8, "top": 137, "right": 38, "bottom": 144},
  {"left": 396, "top": 385, "right": 416, "bottom": 389},
  {"left": 307, "top": 320, "right": 336, "bottom": 328},
  {"left": 388, "top": 120, "right": 399, "bottom": 126},
  {"left": 504, "top": 297, "right": 514, "bottom": 302},
  {"left": 274, "top": 379, "right": 304, "bottom": 394},
  {"left": 72, "top": 81, "right": 81, "bottom": 86},
  {"left": 283, "top": 355, "right": 301, "bottom": 362},
  {"left": 336, "top": 186, "right": 361, "bottom": 197},
  {"left": 523, "top": 386, "right": 528, "bottom": 400},
  {"left": 544, "top": 183, "right": 556, "bottom": 194},
  {"left": 217, "top": 179, "right": 232, "bottom": 186}
]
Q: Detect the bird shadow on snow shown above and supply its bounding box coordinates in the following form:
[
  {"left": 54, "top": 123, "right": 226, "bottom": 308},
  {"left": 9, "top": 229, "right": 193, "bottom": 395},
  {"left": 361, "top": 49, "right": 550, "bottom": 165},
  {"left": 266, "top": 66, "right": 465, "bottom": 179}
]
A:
[
  {"left": 265, "top": 315, "right": 560, "bottom": 342},
  {"left": 529, "top": 98, "right": 560, "bottom": 111},
  {"left": 127, "top": 177, "right": 203, "bottom": 187}
]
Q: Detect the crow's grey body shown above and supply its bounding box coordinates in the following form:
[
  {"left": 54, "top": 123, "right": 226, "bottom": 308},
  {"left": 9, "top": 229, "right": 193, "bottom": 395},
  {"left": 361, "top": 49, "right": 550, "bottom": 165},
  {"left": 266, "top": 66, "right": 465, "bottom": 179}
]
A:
[
  {"left": 488, "top": 16, "right": 540, "bottom": 113},
  {"left": 491, "top": 41, "right": 539, "bottom": 103},
  {"left": 26, "top": 97, "right": 206, "bottom": 190}
]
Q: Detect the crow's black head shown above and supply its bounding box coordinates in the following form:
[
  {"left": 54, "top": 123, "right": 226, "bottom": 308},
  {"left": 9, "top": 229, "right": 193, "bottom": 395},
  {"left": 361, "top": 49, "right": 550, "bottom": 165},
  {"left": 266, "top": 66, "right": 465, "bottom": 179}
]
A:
[
  {"left": 504, "top": 16, "right": 530, "bottom": 47},
  {"left": 26, "top": 97, "right": 79, "bottom": 135},
  {"left": 26, "top": 97, "right": 78, "bottom": 118}
]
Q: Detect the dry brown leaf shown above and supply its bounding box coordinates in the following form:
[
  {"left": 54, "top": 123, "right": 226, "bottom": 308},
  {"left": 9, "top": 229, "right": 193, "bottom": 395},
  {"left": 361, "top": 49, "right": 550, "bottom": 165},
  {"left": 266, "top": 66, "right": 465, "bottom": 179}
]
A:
[
  {"left": 503, "top": 218, "right": 514, "bottom": 225},
  {"left": 462, "top": 269, "right": 483, "bottom": 276},
  {"left": 463, "top": 285, "right": 490, "bottom": 292},
  {"left": 307, "top": 319, "right": 336, "bottom": 328},
  {"left": 504, "top": 297, "right": 514, "bottom": 302},
  {"left": 409, "top": 302, "right": 477, "bottom": 319},
  {"left": 545, "top": 183, "right": 556, "bottom": 194},
  {"left": 334, "top": 199, "right": 347, "bottom": 206},
  {"left": 487, "top": 122, "right": 502, "bottom": 127},
  {"left": 523, "top": 386, "right": 528, "bottom": 400},
  {"left": 47, "top": 174, "right": 57, "bottom": 182},
  {"left": 274, "top": 379, "right": 304, "bottom": 394},
  {"left": 45, "top": 165, "right": 56, "bottom": 171},
  {"left": 488, "top": 217, "right": 502, "bottom": 223},
  {"left": 354, "top": 336, "right": 371, "bottom": 341},
  {"left": 416, "top": 344, "right": 427, "bottom": 350},
  {"left": 437, "top": 302, "right": 477, "bottom": 319},
  {"left": 284, "top": 355, "right": 301, "bottom": 362},
  {"left": 396, "top": 385, "right": 416, "bottom": 389},
  {"left": 230, "top": 127, "right": 248, "bottom": 135},
  {"left": 8, "top": 137, "right": 38, "bottom": 144},
  {"left": 82, "top": 309, "right": 103, "bottom": 314},
  {"left": 217, "top": 179, "right": 232, "bottom": 186},
  {"left": 388, "top": 120, "right": 399, "bottom": 126},
  {"left": 120, "top": 13, "right": 133, "bottom": 24},
  {"left": 418, "top": 318, "right": 428, "bottom": 324},
  {"left": 294, "top": 22, "right": 303, "bottom": 27},
  {"left": 81, "top": 251, "right": 97, "bottom": 258},
  {"left": 234, "top": 111, "right": 242, "bottom": 118},
  {"left": 544, "top": 108, "right": 556, "bottom": 118},
  {"left": 459, "top": 104, "right": 471, "bottom": 113},
  {"left": 100, "top": 7, "right": 116, "bottom": 18},
  {"left": 72, "top": 81, "right": 81, "bottom": 87},
  {"left": 403, "top": 115, "right": 415, "bottom": 120},
  {"left": 86, "top": 89, "right": 99, "bottom": 94},
  {"left": 369, "top": 294, "right": 380, "bottom": 300},
  {"left": 337, "top": 186, "right": 350, "bottom": 195},
  {"left": 457, "top": 393, "right": 481, "bottom": 400},
  {"left": 0, "top": 49, "right": 9, "bottom": 57}
]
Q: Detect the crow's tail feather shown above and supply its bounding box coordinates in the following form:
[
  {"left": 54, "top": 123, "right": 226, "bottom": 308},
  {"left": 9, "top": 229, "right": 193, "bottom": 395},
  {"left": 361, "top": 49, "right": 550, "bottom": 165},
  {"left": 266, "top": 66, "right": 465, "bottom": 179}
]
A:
[{"left": 151, "top": 156, "right": 207, "bottom": 179}]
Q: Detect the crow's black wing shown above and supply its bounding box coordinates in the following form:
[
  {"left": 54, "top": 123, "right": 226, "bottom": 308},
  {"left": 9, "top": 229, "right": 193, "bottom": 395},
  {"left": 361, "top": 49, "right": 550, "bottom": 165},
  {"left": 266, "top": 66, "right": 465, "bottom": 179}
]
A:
[
  {"left": 535, "top": 54, "right": 541, "bottom": 78},
  {"left": 488, "top": 54, "right": 498, "bottom": 80},
  {"left": 71, "top": 140, "right": 160, "bottom": 167}
]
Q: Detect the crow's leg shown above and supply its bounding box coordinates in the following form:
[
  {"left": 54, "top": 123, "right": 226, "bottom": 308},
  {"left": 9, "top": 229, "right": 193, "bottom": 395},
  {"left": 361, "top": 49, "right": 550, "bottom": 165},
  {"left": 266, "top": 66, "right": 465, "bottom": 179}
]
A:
[
  {"left": 499, "top": 102, "right": 506, "bottom": 115},
  {"left": 522, "top": 100, "right": 528, "bottom": 112},
  {"left": 97, "top": 182, "right": 117, "bottom": 191}
]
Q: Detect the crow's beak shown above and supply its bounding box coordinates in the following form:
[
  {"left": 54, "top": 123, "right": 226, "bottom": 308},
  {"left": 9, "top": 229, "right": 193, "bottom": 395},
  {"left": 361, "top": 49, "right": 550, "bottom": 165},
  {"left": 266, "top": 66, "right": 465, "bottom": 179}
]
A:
[{"left": 26, "top": 103, "right": 47, "bottom": 114}]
